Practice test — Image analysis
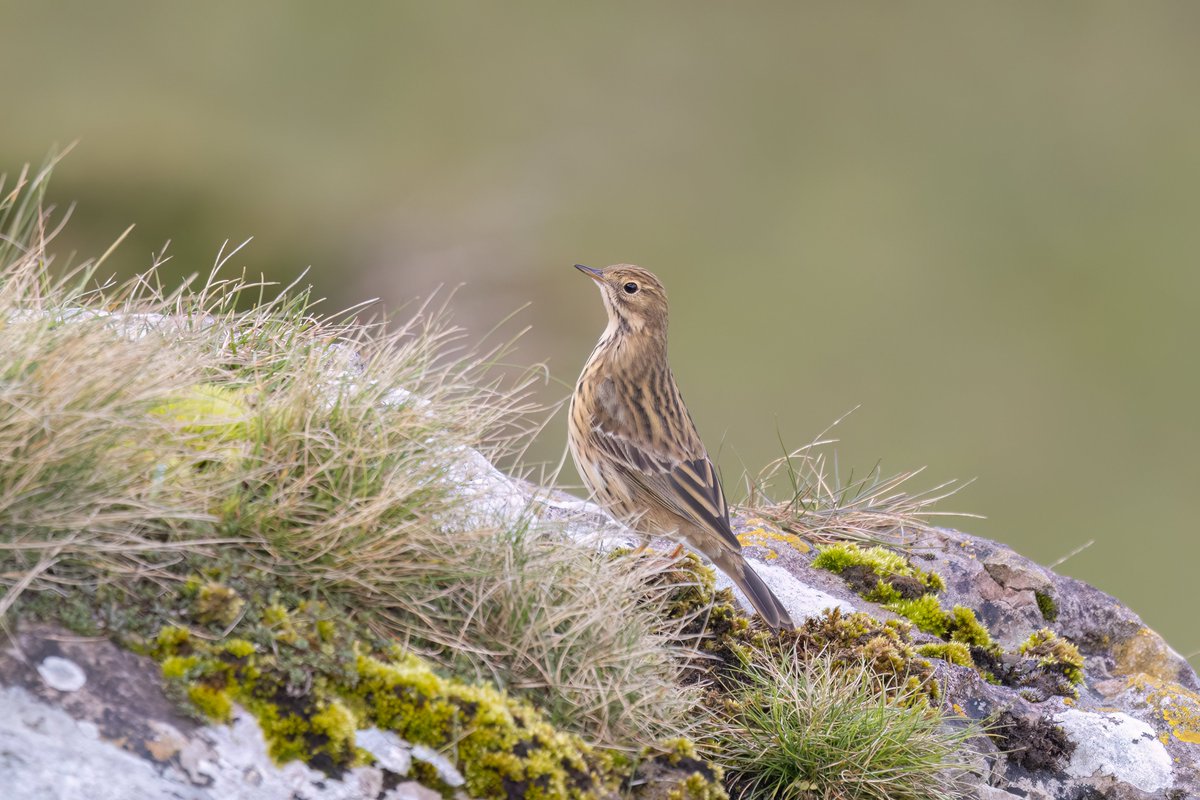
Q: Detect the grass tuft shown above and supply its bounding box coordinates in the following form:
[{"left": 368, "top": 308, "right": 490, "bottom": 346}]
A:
[
  {"left": 743, "top": 414, "right": 977, "bottom": 548},
  {"left": 715, "top": 649, "right": 977, "bottom": 800}
]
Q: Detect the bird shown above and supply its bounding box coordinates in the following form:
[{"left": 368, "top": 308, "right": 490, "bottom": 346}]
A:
[{"left": 568, "top": 263, "right": 793, "bottom": 629}]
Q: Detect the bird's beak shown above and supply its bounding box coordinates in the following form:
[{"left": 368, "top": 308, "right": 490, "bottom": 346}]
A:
[{"left": 574, "top": 264, "right": 604, "bottom": 282}]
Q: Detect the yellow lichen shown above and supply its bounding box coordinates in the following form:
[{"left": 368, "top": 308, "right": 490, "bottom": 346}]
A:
[
  {"left": 1113, "top": 628, "right": 1184, "bottom": 683},
  {"left": 1129, "top": 674, "right": 1200, "bottom": 744},
  {"left": 736, "top": 524, "right": 811, "bottom": 559}
]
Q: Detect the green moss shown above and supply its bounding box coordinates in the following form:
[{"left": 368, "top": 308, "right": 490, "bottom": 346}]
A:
[
  {"left": 155, "top": 625, "right": 193, "bottom": 653},
  {"left": 192, "top": 582, "right": 245, "bottom": 627},
  {"left": 1020, "top": 628, "right": 1085, "bottom": 692},
  {"left": 161, "top": 655, "right": 198, "bottom": 679},
  {"left": 813, "top": 543, "right": 912, "bottom": 577},
  {"left": 668, "top": 771, "right": 727, "bottom": 800},
  {"left": 224, "top": 638, "right": 256, "bottom": 659},
  {"left": 781, "top": 609, "right": 939, "bottom": 702},
  {"left": 151, "top": 383, "right": 254, "bottom": 446},
  {"left": 248, "top": 696, "right": 361, "bottom": 768},
  {"left": 886, "top": 594, "right": 949, "bottom": 638},
  {"left": 148, "top": 598, "right": 722, "bottom": 798},
  {"left": 916, "top": 642, "right": 975, "bottom": 669},
  {"left": 187, "top": 683, "right": 233, "bottom": 721},
  {"left": 813, "top": 543, "right": 946, "bottom": 598},
  {"left": 945, "top": 605, "right": 992, "bottom": 647},
  {"left": 1035, "top": 591, "right": 1059, "bottom": 622}
]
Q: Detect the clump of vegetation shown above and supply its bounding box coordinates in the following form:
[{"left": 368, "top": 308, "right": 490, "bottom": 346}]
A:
[
  {"left": 1018, "top": 629, "right": 1085, "bottom": 697},
  {"left": 813, "top": 542, "right": 945, "bottom": 602},
  {"left": 811, "top": 542, "right": 993, "bottom": 651},
  {"left": 1035, "top": 591, "right": 1059, "bottom": 622},
  {"left": 991, "top": 710, "right": 1076, "bottom": 772},
  {"left": 656, "top": 557, "right": 942, "bottom": 704},
  {"left": 714, "top": 649, "right": 976, "bottom": 800},
  {"left": 744, "top": 420, "right": 974, "bottom": 547},
  {"left": 784, "top": 609, "right": 939, "bottom": 702},
  {"left": 0, "top": 158, "right": 700, "bottom": 752},
  {"left": 151, "top": 603, "right": 728, "bottom": 799},
  {"left": 806, "top": 519, "right": 1088, "bottom": 701},
  {"left": 917, "top": 642, "right": 975, "bottom": 669},
  {"left": 887, "top": 597, "right": 993, "bottom": 648}
]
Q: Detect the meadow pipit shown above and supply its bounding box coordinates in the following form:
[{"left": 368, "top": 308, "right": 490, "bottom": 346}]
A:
[{"left": 568, "top": 264, "right": 793, "bottom": 629}]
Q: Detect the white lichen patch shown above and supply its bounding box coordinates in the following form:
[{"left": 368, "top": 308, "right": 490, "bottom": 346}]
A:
[
  {"left": 356, "top": 727, "right": 413, "bottom": 775},
  {"left": 410, "top": 743, "right": 465, "bottom": 788},
  {"left": 37, "top": 656, "right": 87, "bottom": 692},
  {"left": 1054, "top": 709, "right": 1173, "bottom": 793}
]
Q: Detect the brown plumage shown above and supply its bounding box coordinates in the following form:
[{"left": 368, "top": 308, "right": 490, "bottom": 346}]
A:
[{"left": 568, "top": 264, "right": 793, "bottom": 629}]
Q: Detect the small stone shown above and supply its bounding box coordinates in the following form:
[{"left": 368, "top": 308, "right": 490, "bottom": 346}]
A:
[{"left": 37, "top": 656, "right": 87, "bottom": 692}]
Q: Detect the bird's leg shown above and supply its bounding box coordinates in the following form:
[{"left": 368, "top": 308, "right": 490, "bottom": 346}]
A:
[{"left": 666, "top": 542, "right": 685, "bottom": 560}]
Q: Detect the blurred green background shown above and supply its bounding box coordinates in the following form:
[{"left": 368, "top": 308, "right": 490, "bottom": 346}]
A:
[{"left": 3, "top": 3, "right": 1196, "bottom": 662}]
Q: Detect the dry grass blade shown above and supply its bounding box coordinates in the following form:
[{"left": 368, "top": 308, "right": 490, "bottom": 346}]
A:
[{"left": 743, "top": 415, "right": 978, "bottom": 548}]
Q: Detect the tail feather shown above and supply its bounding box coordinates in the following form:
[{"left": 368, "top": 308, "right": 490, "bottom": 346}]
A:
[{"left": 714, "top": 551, "right": 794, "bottom": 630}]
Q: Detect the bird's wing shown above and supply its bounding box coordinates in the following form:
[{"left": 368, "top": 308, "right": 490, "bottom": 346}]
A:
[{"left": 587, "top": 375, "right": 741, "bottom": 551}]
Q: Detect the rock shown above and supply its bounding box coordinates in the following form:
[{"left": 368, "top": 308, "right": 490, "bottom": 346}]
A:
[
  {"left": 0, "top": 627, "right": 454, "bottom": 800},
  {"left": 1054, "top": 709, "right": 1173, "bottom": 794}
]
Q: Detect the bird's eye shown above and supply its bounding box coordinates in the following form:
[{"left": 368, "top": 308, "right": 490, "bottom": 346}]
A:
[{"left": 623, "top": 282, "right": 639, "bottom": 294}]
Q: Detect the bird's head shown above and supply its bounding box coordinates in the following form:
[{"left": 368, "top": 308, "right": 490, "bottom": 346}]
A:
[{"left": 574, "top": 264, "right": 669, "bottom": 338}]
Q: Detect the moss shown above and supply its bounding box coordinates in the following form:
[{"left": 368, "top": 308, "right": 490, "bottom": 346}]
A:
[
  {"left": 916, "top": 642, "right": 975, "bottom": 669},
  {"left": 187, "top": 683, "right": 233, "bottom": 721},
  {"left": 224, "top": 638, "right": 256, "bottom": 659},
  {"left": 812, "top": 542, "right": 945, "bottom": 598},
  {"left": 161, "top": 655, "right": 198, "bottom": 679},
  {"left": 781, "top": 608, "right": 939, "bottom": 702},
  {"left": 148, "top": 598, "right": 721, "bottom": 798},
  {"left": 992, "top": 710, "right": 1075, "bottom": 771},
  {"left": 249, "top": 695, "right": 361, "bottom": 769},
  {"left": 151, "top": 383, "right": 254, "bottom": 446},
  {"left": 886, "top": 594, "right": 948, "bottom": 638},
  {"left": 155, "top": 625, "right": 193, "bottom": 654},
  {"left": 1035, "top": 591, "right": 1058, "bottom": 622},
  {"left": 192, "top": 582, "right": 245, "bottom": 627},
  {"left": 667, "top": 770, "right": 728, "bottom": 800},
  {"left": 945, "top": 605, "right": 992, "bottom": 648},
  {"left": 1019, "top": 628, "right": 1085, "bottom": 696}
]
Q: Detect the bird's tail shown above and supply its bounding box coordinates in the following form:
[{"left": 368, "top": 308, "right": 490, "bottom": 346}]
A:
[{"left": 713, "top": 551, "right": 794, "bottom": 630}]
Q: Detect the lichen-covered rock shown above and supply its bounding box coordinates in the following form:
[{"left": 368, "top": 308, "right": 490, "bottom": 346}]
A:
[
  {"left": 0, "top": 624, "right": 721, "bottom": 800},
  {"left": 548, "top": 493, "right": 1200, "bottom": 798}
]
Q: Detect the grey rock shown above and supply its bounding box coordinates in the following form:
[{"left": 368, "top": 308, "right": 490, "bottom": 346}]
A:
[
  {"left": 0, "top": 628, "right": 453, "bottom": 800},
  {"left": 1054, "top": 709, "right": 1173, "bottom": 794}
]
